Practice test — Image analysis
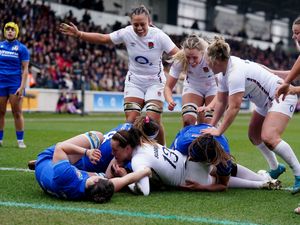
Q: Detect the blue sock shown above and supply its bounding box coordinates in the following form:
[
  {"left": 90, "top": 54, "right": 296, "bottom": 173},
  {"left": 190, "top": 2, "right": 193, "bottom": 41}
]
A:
[
  {"left": 16, "top": 131, "right": 24, "bottom": 141},
  {"left": 0, "top": 130, "right": 3, "bottom": 141}
]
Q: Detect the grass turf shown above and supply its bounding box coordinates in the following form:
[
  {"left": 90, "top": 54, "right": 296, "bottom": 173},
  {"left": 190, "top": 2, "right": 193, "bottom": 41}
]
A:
[{"left": 0, "top": 112, "right": 300, "bottom": 225}]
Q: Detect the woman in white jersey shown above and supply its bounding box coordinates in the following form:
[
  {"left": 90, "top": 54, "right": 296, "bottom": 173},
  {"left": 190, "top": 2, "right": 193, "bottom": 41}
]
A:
[
  {"left": 107, "top": 116, "right": 279, "bottom": 195},
  {"left": 275, "top": 17, "right": 300, "bottom": 100},
  {"left": 164, "top": 34, "right": 217, "bottom": 126},
  {"left": 201, "top": 36, "right": 300, "bottom": 194},
  {"left": 59, "top": 5, "right": 179, "bottom": 145}
]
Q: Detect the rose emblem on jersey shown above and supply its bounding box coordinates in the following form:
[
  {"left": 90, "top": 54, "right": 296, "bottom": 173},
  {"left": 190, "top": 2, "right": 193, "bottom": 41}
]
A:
[
  {"left": 203, "top": 67, "right": 209, "bottom": 72},
  {"left": 157, "top": 91, "right": 161, "bottom": 96},
  {"left": 148, "top": 42, "right": 154, "bottom": 49}
]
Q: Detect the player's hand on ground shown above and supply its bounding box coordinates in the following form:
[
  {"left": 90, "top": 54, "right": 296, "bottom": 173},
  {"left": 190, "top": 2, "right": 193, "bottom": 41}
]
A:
[
  {"left": 59, "top": 22, "right": 79, "bottom": 37},
  {"left": 87, "top": 149, "right": 101, "bottom": 164},
  {"left": 180, "top": 180, "right": 202, "bottom": 191}
]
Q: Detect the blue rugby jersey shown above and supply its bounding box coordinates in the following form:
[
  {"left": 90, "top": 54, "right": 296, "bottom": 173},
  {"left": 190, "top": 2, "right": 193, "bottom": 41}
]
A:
[
  {"left": 35, "top": 157, "right": 89, "bottom": 200},
  {"left": 170, "top": 123, "right": 230, "bottom": 155},
  {"left": 0, "top": 40, "right": 29, "bottom": 86},
  {"left": 170, "top": 123, "right": 232, "bottom": 176},
  {"left": 74, "top": 123, "right": 133, "bottom": 172}
]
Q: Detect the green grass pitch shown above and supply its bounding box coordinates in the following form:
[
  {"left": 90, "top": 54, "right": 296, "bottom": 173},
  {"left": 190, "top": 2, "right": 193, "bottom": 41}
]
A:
[{"left": 0, "top": 112, "right": 300, "bottom": 225}]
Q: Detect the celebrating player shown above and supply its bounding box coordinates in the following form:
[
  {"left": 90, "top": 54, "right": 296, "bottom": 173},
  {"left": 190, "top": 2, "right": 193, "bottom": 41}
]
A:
[
  {"left": 59, "top": 5, "right": 179, "bottom": 145},
  {"left": 201, "top": 36, "right": 300, "bottom": 194},
  {"left": 164, "top": 34, "right": 217, "bottom": 126},
  {"left": 275, "top": 16, "right": 300, "bottom": 100}
]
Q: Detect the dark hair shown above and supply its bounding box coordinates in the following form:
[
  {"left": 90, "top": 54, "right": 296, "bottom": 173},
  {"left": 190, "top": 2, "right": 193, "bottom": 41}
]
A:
[
  {"left": 133, "top": 115, "right": 160, "bottom": 143},
  {"left": 129, "top": 5, "right": 150, "bottom": 20},
  {"left": 85, "top": 179, "right": 114, "bottom": 203},
  {"left": 111, "top": 128, "right": 142, "bottom": 148},
  {"left": 188, "top": 134, "right": 232, "bottom": 166}
]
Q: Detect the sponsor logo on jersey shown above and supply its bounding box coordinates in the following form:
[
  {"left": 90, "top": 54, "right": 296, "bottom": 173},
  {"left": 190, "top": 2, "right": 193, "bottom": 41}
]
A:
[
  {"left": 148, "top": 41, "right": 154, "bottom": 49},
  {"left": 135, "top": 56, "right": 149, "bottom": 64},
  {"left": 130, "top": 42, "right": 136, "bottom": 47}
]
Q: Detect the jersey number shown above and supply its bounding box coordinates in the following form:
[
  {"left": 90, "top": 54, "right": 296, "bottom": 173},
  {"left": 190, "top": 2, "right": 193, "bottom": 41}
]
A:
[{"left": 162, "top": 146, "right": 179, "bottom": 169}]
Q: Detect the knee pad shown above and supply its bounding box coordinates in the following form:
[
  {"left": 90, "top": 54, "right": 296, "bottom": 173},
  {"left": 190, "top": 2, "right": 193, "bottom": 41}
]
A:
[
  {"left": 145, "top": 102, "right": 163, "bottom": 114},
  {"left": 124, "top": 102, "right": 142, "bottom": 113},
  {"left": 181, "top": 103, "right": 198, "bottom": 118}
]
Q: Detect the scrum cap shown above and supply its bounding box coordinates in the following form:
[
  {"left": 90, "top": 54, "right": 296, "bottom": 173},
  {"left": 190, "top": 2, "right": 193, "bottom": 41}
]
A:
[{"left": 4, "top": 22, "right": 19, "bottom": 38}]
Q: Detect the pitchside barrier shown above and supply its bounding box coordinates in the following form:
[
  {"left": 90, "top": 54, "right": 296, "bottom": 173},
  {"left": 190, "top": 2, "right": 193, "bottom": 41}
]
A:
[{"left": 6, "top": 88, "right": 252, "bottom": 113}]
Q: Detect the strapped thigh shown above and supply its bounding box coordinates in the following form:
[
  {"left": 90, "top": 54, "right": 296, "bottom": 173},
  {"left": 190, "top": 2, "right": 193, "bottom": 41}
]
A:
[
  {"left": 181, "top": 103, "right": 198, "bottom": 118},
  {"left": 123, "top": 102, "right": 142, "bottom": 113},
  {"left": 145, "top": 102, "right": 163, "bottom": 114}
]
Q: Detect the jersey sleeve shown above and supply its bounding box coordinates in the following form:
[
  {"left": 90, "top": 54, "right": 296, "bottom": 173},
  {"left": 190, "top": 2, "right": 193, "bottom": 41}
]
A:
[
  {"left": 19, "top": 44, "right": 30, "bottom": 62},
  {"left": 109, "top": 27, "right": 126, "bottom": 45},
  {"left": 53, "top": 160, "right": 76, "bottom": 185},
  {"left": 130, "top": 156, "right": 150, "bottom": 196},
  {"left": 169, "top": 60, "right": 183, "bottom": 79},
  {"left": 227, "top": 68, "right": 245, "bottom": 95},
  {"left": 159, "top": 31, "right": 176, "bottom": 54}
]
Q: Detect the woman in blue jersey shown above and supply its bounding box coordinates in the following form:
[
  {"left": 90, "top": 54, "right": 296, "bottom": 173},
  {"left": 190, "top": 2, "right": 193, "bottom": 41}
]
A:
[
  {"left": 29, "top": 123, "right": 133, "bottom": 173},
  {"left": 35, "top": 130, "right": 151, "bottom": 203},
  {"left": 0, "top": 22, "right": 29, "bottom": 148},
  {"left": 59, "top": 5, "right": 179, "bottom": 146}
]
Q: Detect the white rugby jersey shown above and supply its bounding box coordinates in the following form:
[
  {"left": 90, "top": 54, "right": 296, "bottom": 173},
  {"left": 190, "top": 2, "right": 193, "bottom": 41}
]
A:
[
  {"left": 110, "top": 25, "right": 176, "bottom": 82},
  {"left": 131, "top": 143, "right": 187, "bottom": 195},
  {"left": 130, "top": 143, "right": 213, "bottom": 195},
  {"left": 169, "top": 57, "right": 216, "bottom": 89},
  {"left": 218, "top": 56, "right": 282, "bottom": 108}
]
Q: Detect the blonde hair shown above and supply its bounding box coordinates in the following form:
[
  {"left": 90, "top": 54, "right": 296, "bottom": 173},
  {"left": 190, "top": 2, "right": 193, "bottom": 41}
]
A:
[
  {"left": 206, "top": 36, "right": 230, "bottom": 63},
  {"left": 293, "top": 16, "right": 300, "bottom": 25},
  {"left": 172, "top": 34, "right": 208, "bottom": 74}
]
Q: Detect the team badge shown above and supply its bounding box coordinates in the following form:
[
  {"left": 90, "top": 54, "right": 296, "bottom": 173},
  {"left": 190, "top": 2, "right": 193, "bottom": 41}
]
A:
[
  {"left": 148, "top": 42, "right": 154, "bottom": 49},
  {"left": 203, "top": 67, "right": 209, "bottom": 72},
  {"left": 12, "top": 45, "right": 18, "bottom": 51},
  {"left": 157, "top": 91, "right": 161, "bottom": 96}
]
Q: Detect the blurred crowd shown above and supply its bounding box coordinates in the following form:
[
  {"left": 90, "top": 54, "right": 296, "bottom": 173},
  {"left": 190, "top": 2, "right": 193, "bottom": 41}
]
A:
[{"left": 0, "top": 0, "right": 299, "bottom": 94}]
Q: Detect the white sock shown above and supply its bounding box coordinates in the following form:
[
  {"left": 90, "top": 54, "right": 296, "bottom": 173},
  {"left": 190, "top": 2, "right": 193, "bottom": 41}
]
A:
[
  {"left": 228, "top": 176, "right": 263, "bottom": 189},
  {"left": 256, "top": 142, "right": 278, "bottom": 170},
  {"left": 273, "top": 140, "right": 300, "bottom": 176},
  {"left": 236, "top": 164, "right": 266, "bottom": 181}
]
